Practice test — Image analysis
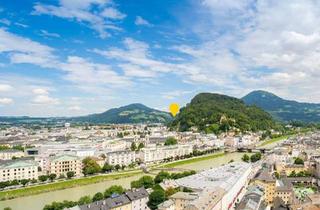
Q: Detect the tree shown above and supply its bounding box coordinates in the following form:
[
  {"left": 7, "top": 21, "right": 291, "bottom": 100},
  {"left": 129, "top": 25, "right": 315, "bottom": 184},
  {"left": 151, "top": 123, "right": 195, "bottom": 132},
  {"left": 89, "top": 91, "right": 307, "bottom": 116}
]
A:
[
  {"left": 131, "top": 142, "right": 137, "bottom": 151},
  {"left": 38, "top": 175, "right": 48, "bottom": 182},
  {"left": 114, "top": 164, "right": 121, "bottom": 171},
  {"left": 20, "top": 179, "right": 29, "bottom": 186},
  {"left": 104, "top": 185, "right": 125, "bottom": 198},
  {"left": 165, "top": 187, "right": 179, "bottom": 197},
  {"left": 49, "top": 173, "right": 57, "bottom": 181},
  {"left": 67, "top": 171, "right": 75, "bottom": 179},
  {"left": 131, "top": 176, "right": 154, "bottom": 189},
  {"left": 164, "top": 137, "right": 178, "bottom": 146},
  {"left": 4, "top": 207, "right": 12, "bottom": 210},
  {"left": 78, "top": 196, "right": 92, "bottom": 205},
  {"left": 147, "top": 189, "right": 166, "bottom": 210},
  {"left": 242, "top": 154, "right": 250, "bottom": 162},
  {"left": 138, "top": 142, "right": 144, "bottom": 151},
  {"left": 294, "top": 157, "right": 304, "bottom": 165},
  {"left": 274, "top": 172, "right": 280, "bottom": 179},
  {"left": 93, "top": 192, "right": 104, "bottom": 202},
  {"left": 250, "top": 152, "right": 262, "bottom": 162},
  {"left": 82, "top": 157, "right": 101, "bottom": 175},
  {"left": 289, "top": 171, "right": 297, "bottom": 177},
  {"left": 102, "top": 163, "right": 114, "bottom": 172},
  {"left": 154, "top": 171, "right": 171, "bottom": 184}
]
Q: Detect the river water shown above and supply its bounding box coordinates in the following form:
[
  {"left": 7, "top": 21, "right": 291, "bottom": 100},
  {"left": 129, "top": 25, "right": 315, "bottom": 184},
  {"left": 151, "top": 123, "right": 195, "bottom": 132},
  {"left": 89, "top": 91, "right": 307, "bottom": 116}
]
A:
[{"left": 0, "top": 152, "right": 248, "bottom": 210}]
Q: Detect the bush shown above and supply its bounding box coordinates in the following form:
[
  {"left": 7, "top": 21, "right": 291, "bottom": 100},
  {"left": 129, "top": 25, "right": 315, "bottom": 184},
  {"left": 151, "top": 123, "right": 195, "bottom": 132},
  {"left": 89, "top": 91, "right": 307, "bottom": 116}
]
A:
[
  {"left": 131, "top": 176, "right": 154, "bottom": 189},
  {"left": 66, "top": 171, "right": 75, "bottom": 179},
  {"left": 104, "top": 185, "right": 125, "bottom": 198},
  {"left": 93, "top": 192, "right": 104, "bottom": 202},
  {"left": 294, "top": 157, "right": 304, "bottom": 165},
  {"left": 164, "top": 137, "right": 178, "bottom": 146},
  {"left": 38, "top": 175, "right": 48, "bottom": 182},
  {"left": 147, "top": 189, "right": 166, "bottom": 210}
]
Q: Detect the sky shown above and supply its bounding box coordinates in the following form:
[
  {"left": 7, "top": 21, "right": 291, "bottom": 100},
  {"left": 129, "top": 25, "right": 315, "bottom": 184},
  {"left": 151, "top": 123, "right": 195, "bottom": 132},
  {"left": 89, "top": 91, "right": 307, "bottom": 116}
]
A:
[{"left": 0, "top": 0, "right": 320, "bottom": 117}]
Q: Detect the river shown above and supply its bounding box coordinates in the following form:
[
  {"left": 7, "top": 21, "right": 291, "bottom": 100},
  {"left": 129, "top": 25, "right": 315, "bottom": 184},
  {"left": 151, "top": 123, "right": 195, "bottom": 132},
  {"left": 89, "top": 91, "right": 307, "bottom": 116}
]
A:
[{"left": 0, "top": 152, "right": 246, "bottom": 210}]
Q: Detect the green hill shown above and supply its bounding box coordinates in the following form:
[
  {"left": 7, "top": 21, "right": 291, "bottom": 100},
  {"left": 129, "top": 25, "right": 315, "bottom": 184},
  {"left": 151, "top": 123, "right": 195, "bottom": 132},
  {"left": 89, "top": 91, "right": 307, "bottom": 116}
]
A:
[
  {"left": 242, "top": 90, "right": 320, "bottom": 123},
  {"left": 170, "top": 93, "right": 276, "bottom": 133},
  {"left": 73, "top": 103, "right": 172, "bottom": 124}
]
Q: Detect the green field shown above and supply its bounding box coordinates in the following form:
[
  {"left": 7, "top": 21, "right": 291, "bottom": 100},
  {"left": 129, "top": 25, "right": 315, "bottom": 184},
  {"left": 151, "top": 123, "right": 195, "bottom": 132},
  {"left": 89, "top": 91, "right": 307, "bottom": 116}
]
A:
[
  {"left": 158, "top": 152, "right": 226, "bottom": 168},
  {"left": 0, "top": 170, "right": 142, "bottom": 201},
  {"left": 258, "top": 135, "right": 293, "bottom": 147}
]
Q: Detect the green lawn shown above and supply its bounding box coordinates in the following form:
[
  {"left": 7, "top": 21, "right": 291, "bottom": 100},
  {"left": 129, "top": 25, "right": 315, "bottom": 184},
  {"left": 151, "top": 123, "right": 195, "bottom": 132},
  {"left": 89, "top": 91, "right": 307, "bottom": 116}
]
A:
[
  {"left": 0, "top": 170, "right": 142, "bottom": 201},
  {"left": 158, "top": 152, "right": 226, "bottom": 168},
  {"left": 258, "top": 135, "right": 293, "bottom": 147}
]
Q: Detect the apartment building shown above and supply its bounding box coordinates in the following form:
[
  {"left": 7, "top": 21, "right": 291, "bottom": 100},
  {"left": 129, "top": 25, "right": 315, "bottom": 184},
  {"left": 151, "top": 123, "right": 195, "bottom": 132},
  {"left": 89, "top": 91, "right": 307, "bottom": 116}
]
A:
[
  {"left": 0, "top": 159, "right": 38, "bottom": 182},
  {"left": 106, "top": 150, "right": 136, "bottom": 166},
  {"left": 48, "top": 154, "right": 82, "bottom": 177},
  {"left": 0, "top": 149, "right": 24, "bottom": 160},
  {"left": 140, "top": 144, "right": 193, "bottom": 163},
  {"left": 68, "top": 187, "right": 149, "bottom": 210}
]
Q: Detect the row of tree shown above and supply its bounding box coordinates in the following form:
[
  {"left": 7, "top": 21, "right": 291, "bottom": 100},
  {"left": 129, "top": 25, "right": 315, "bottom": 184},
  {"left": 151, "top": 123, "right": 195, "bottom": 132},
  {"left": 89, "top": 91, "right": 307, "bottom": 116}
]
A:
[
  {"left": 43, "top": 185, "right": 126, "bottom": 210},
  {"left": 242, "top": 152, "right": 262, "bottom": 163},
  {"left": 41, "top": 170, "right": 196, "bottom": 210},
  {"left": 0, "top": 172, "right": 75, "bottom": 189},
  {"left": 82, "top": 157, "right": 137, "bottom": 176}
]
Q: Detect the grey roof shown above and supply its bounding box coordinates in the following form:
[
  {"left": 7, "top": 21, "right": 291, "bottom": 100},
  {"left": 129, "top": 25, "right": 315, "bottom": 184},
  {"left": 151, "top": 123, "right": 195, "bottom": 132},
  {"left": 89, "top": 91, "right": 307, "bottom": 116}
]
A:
[
  {"left": 276, "top": 179, "right": 293, "bottom": 192},
  {"left": 125, "top": 187, "right": 148, "bottom": 201},
  {"left": 236, "top": 186, "right": 265, "bottom": 210},
  {"left": 0, "top": 149, "right": 23, "bottom": 153},
  {"left": 78, "top": 194, "right": 131, "bottom": 210},
  {"left": 254, "top": 169, "right": 275, "bottom": 182}
]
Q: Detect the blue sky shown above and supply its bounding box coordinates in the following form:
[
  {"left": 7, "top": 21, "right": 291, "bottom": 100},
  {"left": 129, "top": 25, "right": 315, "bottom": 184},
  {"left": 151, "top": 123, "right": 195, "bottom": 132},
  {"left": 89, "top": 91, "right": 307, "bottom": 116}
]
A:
[{"left": 0, "top": 0, "right": 320, "bottom": 116}]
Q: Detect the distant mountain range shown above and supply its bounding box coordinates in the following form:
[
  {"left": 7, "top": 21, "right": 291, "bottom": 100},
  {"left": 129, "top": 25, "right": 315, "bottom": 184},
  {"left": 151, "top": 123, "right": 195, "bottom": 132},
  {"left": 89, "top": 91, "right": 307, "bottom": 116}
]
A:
[
  {"left": 1, "top": 90, "right": 320, "bottom": 125},
  {"left": 242, "top": 90, "right": 320, "bottom": 123},
  {"left": 0, "top": 103, "right": 172, "bottom": 125},
  {"left": 71, "top": 103, "right": 172, "bottom": 124},
  {"left": 170, "top": 92, "right": 276, "bottom": 132}
]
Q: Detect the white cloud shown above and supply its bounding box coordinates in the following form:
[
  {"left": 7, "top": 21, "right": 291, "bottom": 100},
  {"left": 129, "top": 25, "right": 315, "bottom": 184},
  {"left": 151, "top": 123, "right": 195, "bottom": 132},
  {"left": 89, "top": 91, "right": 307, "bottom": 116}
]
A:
[
  {"left": 0, "top": 19, "right": 10, "bottom": 26},
  {"left": 32, "top": 95, "right": 60, "bottom": 105},
  {"left": 39, "top": 30, "right": 61, "bottom": 38},
  {"left": 135, "top": 16, "right": 152, "bottom": 26},
  {"left": 0, "top": 28, "right": 57, "bottom": 68},
  {"left": 60, "top": 56, "right": 131, "bottom": 89},
  {"left": 68, "top": 105, "right": 82, "bottom": 111},
  {"left": 0, "top": 84, "right": 13, "bottom": 92},
  {"left": 161, "top": 90, "right": 193, "bottom": 100},
  {"left": 0, "top": 98, "right": 13, "bottom": 105},
  {"left": 32, "top": 88, "right": 49, "bottom": 95},
  {"left": 101, "top": 7, "right": 126, "bottom": 20},
  {"left": 33, "top": 0, "right": 125, "bottom": 38}
]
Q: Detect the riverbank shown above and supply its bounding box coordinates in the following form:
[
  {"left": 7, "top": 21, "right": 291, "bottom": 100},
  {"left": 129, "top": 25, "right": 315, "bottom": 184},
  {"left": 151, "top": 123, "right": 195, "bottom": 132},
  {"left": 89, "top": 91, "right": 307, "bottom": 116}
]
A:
[
  {"left": 257, "top": 134, "right": 293, "bottom": 148},
  {"left": 0, "top": 152, "right": 246, "bottom": 210},
  {"left": 158, "top": 151, "right": 226, "bottom": 168},
  {"left": 0, "top": 170, "right": 142, "bottom": 201},
  {"left": 0, "top": 151, "right": 227, "bottom": 201}
]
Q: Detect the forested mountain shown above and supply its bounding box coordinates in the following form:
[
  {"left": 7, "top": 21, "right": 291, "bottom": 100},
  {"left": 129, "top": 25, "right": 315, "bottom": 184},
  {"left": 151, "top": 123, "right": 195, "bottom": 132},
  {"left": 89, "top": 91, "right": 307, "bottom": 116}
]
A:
[
  {"left": 242, "top": 90, "right": 320, "bottom": 123},
  {"left": 170, "top": 93, "right": 276, "bottom": 133},
  {"left": 72, "top": 103, "right": 172, "bottom": 124}
]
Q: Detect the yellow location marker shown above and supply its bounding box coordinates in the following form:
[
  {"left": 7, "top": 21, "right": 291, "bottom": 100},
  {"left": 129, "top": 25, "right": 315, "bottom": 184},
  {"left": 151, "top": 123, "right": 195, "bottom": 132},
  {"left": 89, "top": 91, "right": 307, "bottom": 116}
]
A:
[{"left": 169, "top": 103, "right": 180, "bottom": 117}]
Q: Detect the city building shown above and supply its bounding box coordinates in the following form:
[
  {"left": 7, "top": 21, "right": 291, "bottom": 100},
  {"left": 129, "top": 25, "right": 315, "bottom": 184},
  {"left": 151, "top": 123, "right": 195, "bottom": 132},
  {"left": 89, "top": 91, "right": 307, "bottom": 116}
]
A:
[
  {"left": 48, "top": 154, "right": 82, "bottom": 177},
  {"left": 0, "top": 149, "right": 24, "bottom": 160},
  {"left": 236, "top": 185, "right": 266, "bottom": 210},
  {"left": 125, "top": 187, "right": 149, "bottom": 210},
  {"left": 252, "top": 169, "right": 276, "bottom": 205},
  {"left": 106, "top": 150, "right": 136, "bottom": 166},
  {"left": 140, "top": 144, "right": 193, "bottom": 163},
  {"left": 0, "top": 159, "right": 38, "bottom": 182},
  {"left": 174, "top": 162, "right": 252, "bottom": 210}
]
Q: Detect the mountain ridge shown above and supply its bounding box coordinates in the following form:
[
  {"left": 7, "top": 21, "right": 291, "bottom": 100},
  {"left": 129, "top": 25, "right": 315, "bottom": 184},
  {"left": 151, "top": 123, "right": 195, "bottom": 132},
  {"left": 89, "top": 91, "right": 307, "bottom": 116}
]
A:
[
  {"left": 242, "top": 90, "right": 320, "bottom": 123},
  {"left": 170, "top": 92, "right": 276, "bottom": 133}
]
